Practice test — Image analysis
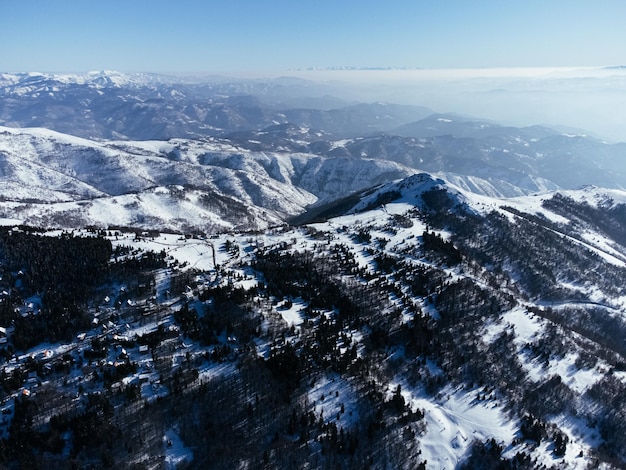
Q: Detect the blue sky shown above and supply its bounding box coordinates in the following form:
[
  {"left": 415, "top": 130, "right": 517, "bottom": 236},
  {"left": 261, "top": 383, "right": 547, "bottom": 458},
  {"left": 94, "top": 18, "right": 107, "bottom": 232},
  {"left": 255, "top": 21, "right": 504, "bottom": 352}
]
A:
[{"left": 2, "top": 0, "right": 626, "bottom": 73}]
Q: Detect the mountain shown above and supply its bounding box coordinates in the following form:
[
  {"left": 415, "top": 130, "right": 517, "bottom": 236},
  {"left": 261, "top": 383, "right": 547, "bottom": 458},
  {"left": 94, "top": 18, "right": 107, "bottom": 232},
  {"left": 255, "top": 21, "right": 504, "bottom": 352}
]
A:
[
  {"left": 3, "top": 71, "right": 626, "bottom": 195},
  {"left": 2, "top": 119, "right": 626, "bottom": 233},
  {"left": 0, "top": 172, "right": 625, "bottom": 468},
  {"left": 0, "top": 125, "right": 416, "bottom": 232},
  {"left": 394, "top": 112, "right": 557, "bottom": 140},
  {"left": 0, "top": 72, "right": 432, "bottom": 140},
  {"left": 393, "top": 114, "right": 626, "bottom": 189},
  {"left": 215, "top": 119, "right": 626, "bottom": 193}
]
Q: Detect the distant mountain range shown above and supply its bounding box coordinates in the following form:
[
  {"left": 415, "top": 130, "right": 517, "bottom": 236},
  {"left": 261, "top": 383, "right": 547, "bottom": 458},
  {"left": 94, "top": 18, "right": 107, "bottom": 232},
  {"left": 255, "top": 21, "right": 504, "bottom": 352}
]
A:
[{"left": 0, "top": 71, "right": 430, "bottom": 140}]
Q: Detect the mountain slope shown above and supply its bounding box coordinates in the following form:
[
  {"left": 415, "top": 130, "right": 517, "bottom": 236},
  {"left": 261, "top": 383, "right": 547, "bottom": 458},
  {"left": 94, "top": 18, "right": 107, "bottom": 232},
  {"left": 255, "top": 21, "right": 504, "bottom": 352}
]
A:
[
  {"left": 0, "top": 126, "right": 418, "bottom": 232},
  {"left": 2, "top": 173, "right": 626, "bottom": 468},
  {"left": 295, "top": 173, "right": 626, "bottom": 467}
]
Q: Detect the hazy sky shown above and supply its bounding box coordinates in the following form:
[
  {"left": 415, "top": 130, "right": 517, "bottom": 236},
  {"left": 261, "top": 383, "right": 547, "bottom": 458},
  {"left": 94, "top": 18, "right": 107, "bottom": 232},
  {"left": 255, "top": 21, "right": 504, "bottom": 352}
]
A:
[
  {"left": 4, "top": 0, "right": 626, "bottom": 142},
  {"left": 3, "top": 0, "right": 626, "bottom": 74}
]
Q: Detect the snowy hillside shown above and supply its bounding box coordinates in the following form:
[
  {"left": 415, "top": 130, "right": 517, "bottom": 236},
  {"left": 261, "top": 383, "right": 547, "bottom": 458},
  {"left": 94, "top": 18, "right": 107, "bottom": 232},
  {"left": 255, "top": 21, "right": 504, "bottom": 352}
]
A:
[
  {"left": 0, "top": 171, "right": 625, "bottom": 467},
  {"left": 0, "top": 126, "right": 416, "bottom": 232}
]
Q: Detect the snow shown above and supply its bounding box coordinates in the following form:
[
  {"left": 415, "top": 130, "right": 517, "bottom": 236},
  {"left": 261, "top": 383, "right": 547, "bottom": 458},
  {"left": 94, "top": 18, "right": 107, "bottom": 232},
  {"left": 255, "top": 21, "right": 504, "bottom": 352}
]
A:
[
  {"left": 499, "top": 307, "right": 604, "bottom": 394},
  {"left": 408, "top": 387, "right": 518, "bottom": 469},
  {"left": 197, "top": 361, "right": 237, "bottom": 383},
  {"left": 502, "top": 307, "right": 544, "bottom": 345},
  {"left": 552, "top": 354, "right": 601, "bottom": 394},
  {"left": 163, "top": 427, "right": 193, "bottom": 469},
  {"left": 276, "top": 299, "right": 306, "bottom": 326},
  {"left": 118, "top": 233, "right": 221, "bottom": 272},
  {"left": 307, "top": 374, "right": 360, "bottom": 428},
  {"left": 555, "top": 230, "right": 626, "bottom": 267},
  {"left": 513, "top": 414, "right": 604, "bottom": 470},
  {"left": 438, "top": 172, "right": 561, "bottom": 198},
  {"left": 579, "top": 229, "right": 626, "bottom": 265},
  {"left": 0, "top": 218, "right": 23, "bottom": 226}
]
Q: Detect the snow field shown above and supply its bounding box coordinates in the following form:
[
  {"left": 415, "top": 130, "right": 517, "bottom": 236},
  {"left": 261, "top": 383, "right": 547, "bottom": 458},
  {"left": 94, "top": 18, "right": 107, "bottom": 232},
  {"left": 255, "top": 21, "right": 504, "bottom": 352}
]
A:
[
  {"left": 407, "top": 387, "right": 518, "bottom": 469},
  {"left": 307, "top": 374, "right": 361, "bottom": 429},
  {"left": 163, "top": 427, "right": 193, "bottom": 469},
  {"left": 276, "top": 298, "right": 306, "bottom": 326}
]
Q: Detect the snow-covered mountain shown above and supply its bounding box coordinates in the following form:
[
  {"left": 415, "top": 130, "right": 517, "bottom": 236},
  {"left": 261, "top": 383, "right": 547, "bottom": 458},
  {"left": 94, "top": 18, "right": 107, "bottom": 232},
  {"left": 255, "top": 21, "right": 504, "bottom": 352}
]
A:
[
  {"left": 0, "top": 125, "right": 415, "bottom": 232},
  {"left": 219, "top": 117, "right": 626, "bottom": 192},
  {"left": 1, "top": 170, "right": 626, "bottom": 468},
  {"left": 2, "top": 121, "right": 626, "bottom": 233},
  {"left": 2, "top": 71, "right": 626, "bottom": 195},
  {"left": 0, "top": 72, "right": 432, "bottom": 140}
]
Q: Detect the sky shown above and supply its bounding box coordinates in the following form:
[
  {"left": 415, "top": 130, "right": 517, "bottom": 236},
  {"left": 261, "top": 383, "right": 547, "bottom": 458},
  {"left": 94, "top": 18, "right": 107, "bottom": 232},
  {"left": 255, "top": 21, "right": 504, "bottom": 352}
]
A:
[
  {"left": 3, "top": 0, "right": 626, "bottom": 142},
  {"left": 2, "top": 0, "right": 626, "bottom": 74}
]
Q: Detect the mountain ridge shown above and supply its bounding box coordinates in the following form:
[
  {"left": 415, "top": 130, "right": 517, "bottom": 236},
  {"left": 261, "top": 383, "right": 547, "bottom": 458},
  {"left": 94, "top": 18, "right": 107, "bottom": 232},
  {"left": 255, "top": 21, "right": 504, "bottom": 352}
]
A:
[{"left": 4, "top": 124, "right": 626, "bottom": 235}]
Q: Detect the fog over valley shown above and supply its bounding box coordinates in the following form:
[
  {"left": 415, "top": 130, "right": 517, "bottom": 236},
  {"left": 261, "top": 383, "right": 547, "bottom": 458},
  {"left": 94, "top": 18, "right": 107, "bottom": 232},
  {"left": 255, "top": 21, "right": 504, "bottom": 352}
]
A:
[{"left": 286, "top": 66, "right": 626, "bottom": 143}]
